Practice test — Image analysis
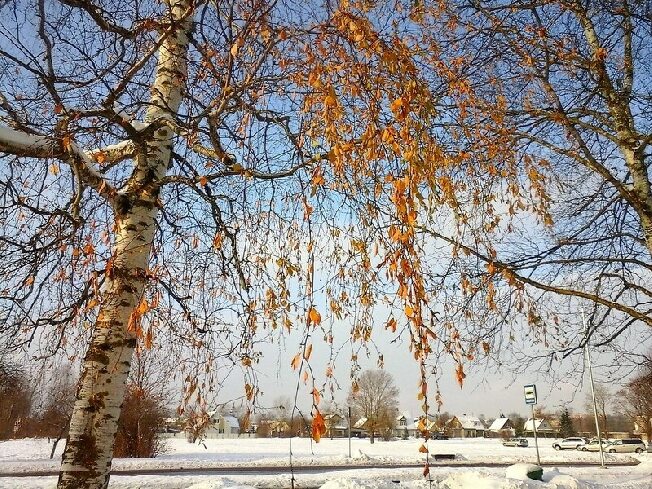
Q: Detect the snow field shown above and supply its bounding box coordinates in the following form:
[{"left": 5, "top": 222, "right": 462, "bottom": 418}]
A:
[{"left": 0, "top": 437, "right": 650, "bottom": 488}]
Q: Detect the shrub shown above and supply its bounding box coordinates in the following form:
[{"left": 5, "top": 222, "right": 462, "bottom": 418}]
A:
[{"left": 113, "top": 384, "right": 166, "bottom": 458}]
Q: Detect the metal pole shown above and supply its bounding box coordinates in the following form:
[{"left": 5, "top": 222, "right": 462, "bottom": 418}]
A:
[
  {"left": 581, "top": 308, "right": 606, "bottom": 469},
  {"left": 531, "top": 404, "right": 541, "bottom": 466},
  {"left": 348, "top": 407, "right": 352, "bottom": 458}
]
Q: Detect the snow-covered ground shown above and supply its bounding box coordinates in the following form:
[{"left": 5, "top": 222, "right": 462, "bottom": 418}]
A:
[{"left": 0, "top": 437, "right": 650, "bottom": 488}]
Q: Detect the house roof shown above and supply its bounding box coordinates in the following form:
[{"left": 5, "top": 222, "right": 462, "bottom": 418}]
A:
[
  {"left": 524, "top": 418, "right": 552, "bottom": 431},
  {"left": 223, "top": 415, "right": 240, "bottom": 430},
  {"left": 353, "top": 417, "right": 368, "bottom": 429},
  {"left": 324, "top": 413, "right": 343, "bottom": 421},
  {"left": 456, "top": 415, "right": 486, "bottom": 430},
  {"left": 489, "top": 417, "right": 511, "bottom": 431}
]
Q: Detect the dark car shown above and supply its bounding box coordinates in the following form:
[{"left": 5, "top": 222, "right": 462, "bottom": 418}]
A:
[{"left": 432, "top": 432, "right": 449, "bottom": 440}]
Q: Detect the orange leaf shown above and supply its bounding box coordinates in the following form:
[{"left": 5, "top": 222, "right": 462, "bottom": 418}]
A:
[
  {"left": 311, "top": 410, "right": 326, "bottom": 442},
  {"left": 386, "top": 318, "right": 397, "bottom": 332},
  {"left": 304, "top": 343, "right": 313, "bottom": 361},
  {"left": 49, "top": 164, "right": 60, "bottom": 176},
  {"left": 423, "top": 465, "right": 430, "bottom": 476},
  {"left": 404, "top": 305, "right": 414, "bottom": 317},
  {"left": 290, "top": 353, "right": 301, "bottom": 370},
  {"left": 308, "top": 307, "right": 321, "bottom": 326},
  {"left": 54, "top": 103, "right": 63, "bottom": 114},
  {"left": 62, "top": 135, "right": 72, "bottom": 151},
  {"left": 482, "top": 341, "right": 490, "bottom": 354},
  {"left": 95, "top": 151, "right": 107, "bottom": 165},
  {"left": 455, "top": 363, "right": 466, "bottom": 388},
  {"left": 199, "top": 176, "right": 208, "bottom": 186},
  {"left": 418, "top": 444, "right": 428, "bottom": 453},
  {"left": 145, "top": 327, "right": 153, "bottom": 349},
  {"left": 212, "top": 233, "right": 223, "bottom": 249},
  {"left": 137, "top": 299, "right": 149, "bottom": 315},
  {"left": 312, "top": 387, "right": 321, "bottom": 405}
]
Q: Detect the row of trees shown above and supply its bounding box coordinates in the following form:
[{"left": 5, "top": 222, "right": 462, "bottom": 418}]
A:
[
  {"left": 0, "top": 1, "right": 650, "bottom": 487},
  {"left": 0, "top": 354, "right": 167, "bottom": 458}
]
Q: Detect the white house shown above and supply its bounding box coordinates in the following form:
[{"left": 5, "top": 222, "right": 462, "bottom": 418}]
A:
[
  {"left": 448, "top": 415, "right": 486, "bottom": 438},
  {"left": 394, "top": 412, "right": 418, "bottom": 438},
  {"left": 488, "top": 416, "right": 515, "bottom": 438},
  {"left": 523, "top": 418, "right": 554, "bottom": 436},
  {"left": 204, "top": 412, "right": 240, "bottom": 438}
]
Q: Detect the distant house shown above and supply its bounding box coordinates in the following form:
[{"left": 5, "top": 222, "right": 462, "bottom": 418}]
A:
[
  {"left": 324, "top": 413, "right": 348, "bottom": 438},
  {"left": 203, "top": 412, "right": 240, "bottom": 438},
  {"left": 488, "top": 416, "right": 516, "bottom": 438},
  {"left": 268, "top": 420, "right": 291, "bottom": 437},
  {"left": 523, "top": 418, "right": 554, "bottom": 437},
  {"left": 394, "top": 412, "right": 418, "bottom": 438},
  {"left": 448, "top": 415, "right": 486, "bottom": 438},
  {"left": 352, "top": 416, "right": 369, "bottom": 437},
  {"left": 633, "top": 416, "right": 652, "bottom": 442}
]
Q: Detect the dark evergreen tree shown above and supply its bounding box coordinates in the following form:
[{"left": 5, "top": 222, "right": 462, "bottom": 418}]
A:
[{"left": 559, "top": 409, "right": 576, "bottom": 438}]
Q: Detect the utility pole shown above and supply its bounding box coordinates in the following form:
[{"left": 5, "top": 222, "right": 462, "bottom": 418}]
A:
[
  {"left": 581, "top": 308, "right": 606, "bottom": 469},
  {"left": 348, "top": 406, "right": 352, "bottom": 458}
]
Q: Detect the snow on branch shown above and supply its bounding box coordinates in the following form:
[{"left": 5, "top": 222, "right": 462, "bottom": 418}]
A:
[
  {"left": 89, "top": 140, "right": 136, "bottom": 166},
  {"left": 0, "top": 125, "right": 115, "bottom": 199}
]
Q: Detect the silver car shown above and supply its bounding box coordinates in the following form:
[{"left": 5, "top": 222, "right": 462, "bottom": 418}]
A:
[{"left": 606, "top": 439, "right": 645, "bottom": 454}]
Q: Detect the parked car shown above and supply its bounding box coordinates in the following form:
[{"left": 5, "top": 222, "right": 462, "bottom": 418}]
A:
[
  {"left": 502, "top": 438, "right": 528, "bottom": 447},
  {"left": 580, "top": 439, "right": 610, "bottom": 452},
  {"left": 432, "top": 432, "right": 449, "bottom": 440},
  {"left": 552, "top": 437, "right": 587, "bottom": 450},
  {"left": 606, "top": 438, "right": 645, "bottom": 454}
]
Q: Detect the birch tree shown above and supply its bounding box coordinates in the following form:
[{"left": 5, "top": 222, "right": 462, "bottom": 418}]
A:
[{"left": 0, "top": 0, "right": 461, "bottom": 486}]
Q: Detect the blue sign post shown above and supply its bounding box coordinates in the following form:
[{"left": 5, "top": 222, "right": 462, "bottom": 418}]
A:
[{"left": 524, "top": 384, "right": 541, "bottom": 465}]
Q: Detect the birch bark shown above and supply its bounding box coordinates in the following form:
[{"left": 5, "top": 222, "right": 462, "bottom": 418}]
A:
[{"left": 57, "top": 1, "right": 192, "bottom": 487}]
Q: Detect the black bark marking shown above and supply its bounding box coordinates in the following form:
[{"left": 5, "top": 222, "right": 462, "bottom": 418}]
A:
[
  {"left": 86, "top": 350, "right": 110, "bottom": 365},
  {"left": 114, "top": 194, "right": 132, "bottom": 216}
]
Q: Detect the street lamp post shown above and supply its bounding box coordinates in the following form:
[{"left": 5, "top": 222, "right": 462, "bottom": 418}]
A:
[{"left": 581, "top": 308, "right": 606, "bottom": 469}]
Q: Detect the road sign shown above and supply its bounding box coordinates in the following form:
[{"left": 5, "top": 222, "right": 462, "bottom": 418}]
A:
[{"left": 524, "top": 384, "right": 537, "bottom": 405}]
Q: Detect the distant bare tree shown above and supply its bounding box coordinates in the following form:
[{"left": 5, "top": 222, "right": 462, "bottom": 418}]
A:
[
  {"left": 0, "top": 356, "right": 32, "bottom": 439},
  {"left": 348, "top": 369, "right": 399, "bottom": 444},
  {"left": 37, "top": 364, "right": 77, "bottom": 459},
  {"left": 618, "top": 361, "right": 652, "bottom": 441},
  {"left": 585, "top": 384, "right": 611, "bottom": 436}
]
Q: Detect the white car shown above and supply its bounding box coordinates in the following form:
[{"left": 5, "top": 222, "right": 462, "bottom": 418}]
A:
[
  {"left": 580, "top": 439, "right": 610, "bottom": 452},
  {"left": 552, "top": 437, "right": 587, "bottom": 450}
]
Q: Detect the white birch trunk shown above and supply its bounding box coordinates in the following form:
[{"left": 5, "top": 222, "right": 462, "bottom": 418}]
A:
[{"left": 57, "top": 2, "right": 192, "bottom": 487}]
